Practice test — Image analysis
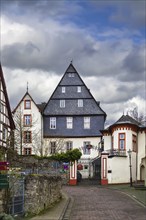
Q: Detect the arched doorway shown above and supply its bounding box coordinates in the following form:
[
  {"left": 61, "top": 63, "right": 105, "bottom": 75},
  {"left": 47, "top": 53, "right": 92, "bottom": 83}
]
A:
[{"left": 140, "top": 165, "right": 145, "bottom": 181}]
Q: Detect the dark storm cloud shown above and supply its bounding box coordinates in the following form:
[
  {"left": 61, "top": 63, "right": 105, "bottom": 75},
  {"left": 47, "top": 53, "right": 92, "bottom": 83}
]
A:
[
  {"left": 120, "top": 46, "right": 145, "bottom": 82},
  {"left": 1, "top": 29, "right": 97, "bottom": 74}
]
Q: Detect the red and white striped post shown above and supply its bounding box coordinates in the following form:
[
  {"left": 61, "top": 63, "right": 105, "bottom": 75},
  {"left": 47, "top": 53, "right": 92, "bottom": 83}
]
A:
[
  {"left": 101, "top": 152, "right": 108, "bottom": 185},
  {"left": 69, "top": 160, "right": 77, "bottom": 185}
]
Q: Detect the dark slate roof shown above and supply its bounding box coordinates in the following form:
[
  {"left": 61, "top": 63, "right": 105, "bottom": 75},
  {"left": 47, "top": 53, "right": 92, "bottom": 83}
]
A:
[
  {"left": 101, "top": 114, "right": 141, "bottom": 134},
  {"left": 114, "top": 114, "right": 140, "bottom": 126},
  {"left": 60, "top": 65, "right": 84, "bottom": 86},
  {"left": 44, "top": 99, "right": 104, "bottom": 115},
  {"left": 0, "top": 63, "right": 15, "bottom": 129},
  {"left": 37, "top": 102, "right": 46, "bottom": 113},
  {"left": 44, "top": 63, "right": 106, "bottom": 117}
]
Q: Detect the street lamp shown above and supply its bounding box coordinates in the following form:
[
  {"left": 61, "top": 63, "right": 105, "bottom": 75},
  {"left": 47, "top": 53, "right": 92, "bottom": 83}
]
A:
[{"left": 127, "top": 149, "right": 133, "bottom": 187}]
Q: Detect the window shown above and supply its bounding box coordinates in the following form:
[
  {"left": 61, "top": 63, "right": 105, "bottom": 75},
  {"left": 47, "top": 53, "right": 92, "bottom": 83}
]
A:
[
  {"left": 66, "top": 117, "right": 73, "bottom": 129},
  {"left": 50, "top": 142, "right": 56, "bottom": 154},
  {"left": 2, "top": 127, "right": 7, "bottom": 141},
  {"left": 84, "top": 117, "right": 90, "bottom": 129},
  {"left": 62, "top": 87, "right": 66, "bottom": 93},
  {"left": 132, "top": 134, "right": 137, "bottom": 152},
  {"left": 68, "top": 73, "right": 74, "bottom": 77},
  {"left": 24, "top": 115, "right": 32, "bottom": 126},
  {"left": 23, "top": 131, "right": 32, "bottom": 143},
  {"left": 83, "top": 141, "right": 91, "bottom": 155},
  {"left": 119, "top": 133, "right": 125, "bottom": 150},
  {"left": 60, "top": 100, "right": 65, "bottom": 108},
  {"left": 24, "top": 148, "right": 32, "bottom": 155},
  {"left": 84, "top": 165, "right": 88, "bottom": 170},
  {"left": 78, "top": 99, "right": 83, "bottom": 107},
  {"left": 50, "top": 117, "right": 56, "bottom": 129},
  {"left": 66, "top": 141, "right": 73, "bottom": 151},
  {"left": 24, "top": 100, "right": 31, "bottom": 109},
  {"left": 77, "top": 86, "right": 81, "bottom": 93}
]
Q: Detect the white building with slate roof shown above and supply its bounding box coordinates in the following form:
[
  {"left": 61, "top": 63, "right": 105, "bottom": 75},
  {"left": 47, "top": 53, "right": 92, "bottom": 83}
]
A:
[
  {"left": 43, "top": 63, "right": 106, "bottom": 178},
  {"left": 12, "top": 63, "right": 146, "bottom": 184},
  {"left": 12, "top": 91, "right": 45, "bottom": 156},
  {"left": 101, "top": 114, "right": 146, "bottom": 184}
]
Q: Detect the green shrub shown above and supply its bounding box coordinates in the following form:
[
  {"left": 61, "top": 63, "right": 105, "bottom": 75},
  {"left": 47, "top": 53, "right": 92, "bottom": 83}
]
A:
[{"left": 0, "top": 213, "right": 14, "bottom": 220}]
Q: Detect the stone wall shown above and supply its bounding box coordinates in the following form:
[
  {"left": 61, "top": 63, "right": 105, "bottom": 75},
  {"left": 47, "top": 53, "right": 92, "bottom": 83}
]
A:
[
  {"left": 24, "top": 175, "right": 62, "bottom": 215},
  {"left": 0, "top": 189, "right": 6, "bottom": 213}
]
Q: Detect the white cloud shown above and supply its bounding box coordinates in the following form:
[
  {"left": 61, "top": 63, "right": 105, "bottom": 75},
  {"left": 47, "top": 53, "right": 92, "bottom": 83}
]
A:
[{"left": 1, "top": 1, "right": 145, "bottom": 125}]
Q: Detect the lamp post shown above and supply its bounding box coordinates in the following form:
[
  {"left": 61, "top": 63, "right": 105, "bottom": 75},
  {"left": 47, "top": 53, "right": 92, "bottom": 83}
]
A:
[{"left": 127, "top": 149, "right": 133, "bottom": 187}]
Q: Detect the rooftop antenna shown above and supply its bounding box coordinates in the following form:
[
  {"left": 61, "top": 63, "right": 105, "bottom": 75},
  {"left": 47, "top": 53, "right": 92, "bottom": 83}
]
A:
[{"left": 27, "top": 82, "right": 29, "bottom": 92}]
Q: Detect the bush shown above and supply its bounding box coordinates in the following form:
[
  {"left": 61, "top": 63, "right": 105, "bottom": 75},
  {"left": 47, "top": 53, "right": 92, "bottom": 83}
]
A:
[{"left": 0, "top": 213, "right": 14, "bottom": 220}]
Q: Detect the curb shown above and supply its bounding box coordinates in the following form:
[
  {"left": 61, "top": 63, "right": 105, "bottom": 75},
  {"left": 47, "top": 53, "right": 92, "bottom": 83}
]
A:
[
  {"left": 59, "top": 192, "right": 71, "bottom": 220},
  {"left": 105, "top": 186, "right": 146, "bottom": 208}
]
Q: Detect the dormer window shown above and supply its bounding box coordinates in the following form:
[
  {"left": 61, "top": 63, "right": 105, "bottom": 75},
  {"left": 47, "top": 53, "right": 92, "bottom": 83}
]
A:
[
  {"left": 24, "top": 100, "right": 31, "bottom": 109},
  {"left": 77, "top": 86, "right": 81, "bottom": 93},
  {"left": 62, "top": 87, "right": 66, "bottom": 93},
  {"left": 78, "top": 99, "right": 83, "bottom": 107},
  {"left": 60, "top": 100, "right": 65, "bottom": 108},
  {"left": 68, "top": 73, "right": 74, "bottom": 77}
]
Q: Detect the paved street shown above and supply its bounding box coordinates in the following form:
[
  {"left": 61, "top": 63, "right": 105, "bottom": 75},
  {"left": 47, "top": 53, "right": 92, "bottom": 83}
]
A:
[{"left": 63, "top": 185, "right": 146, "bottom": 220}]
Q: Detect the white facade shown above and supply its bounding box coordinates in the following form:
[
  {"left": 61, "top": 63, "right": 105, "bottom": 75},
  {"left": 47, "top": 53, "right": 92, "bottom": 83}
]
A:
[
  {"left": 102, "top": 115, "right": 146, "bottom": 184},
  {"left": 43, "top": 136, "right": 101, "bottom": 178},
  {"left": 13, "top": 92, "right": 43, "bottom": 155}
]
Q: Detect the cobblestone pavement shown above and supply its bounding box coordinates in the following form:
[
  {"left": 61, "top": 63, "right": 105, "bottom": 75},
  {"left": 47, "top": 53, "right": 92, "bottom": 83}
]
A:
[{"left": 63, "top": 185, "right": 146, "bottom": 220}]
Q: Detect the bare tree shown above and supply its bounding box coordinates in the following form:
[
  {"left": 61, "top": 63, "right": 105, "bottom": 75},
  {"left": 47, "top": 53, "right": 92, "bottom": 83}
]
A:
[
  {"left": 13, "top": 106, "right": 42, "bottom": 155},
  {"left": 42, "top": 138, "right": 66, "bottom": 156},
  {"left": 128, "top": 106, "right": 146, "bottom": 126}
]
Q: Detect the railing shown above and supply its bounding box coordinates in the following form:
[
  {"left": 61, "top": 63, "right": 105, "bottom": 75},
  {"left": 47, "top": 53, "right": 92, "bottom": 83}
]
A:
[{"left": 107, "top": 149, "right": 127, "bottom": 157}]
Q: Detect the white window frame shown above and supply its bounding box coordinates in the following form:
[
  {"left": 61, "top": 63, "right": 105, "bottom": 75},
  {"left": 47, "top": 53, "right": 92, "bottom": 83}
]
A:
[
  {"left": 83, "top": 141, "right": 91, "bottom": 155},
  {"left": 68, "top": 73, "right": 75, "bottom": 77},
  {"left": 78, "top": 99, "right": 83, "bottom": 107},
  {"left": 60, "top": 100, "right": 65, "bottom": 108},
  {"left": 66, "top": 117, "right": 73, "bottom": 129},
  {"left": 62, "top": 87, "right": 66, "bottom": 93},
  {"left": 66, "top": 141, "right": 73, "bottom": 151},
  {"left": 50, "top": 117, "right": 56, "bottom": 129},
  {"left": 84, "top": 117, "right": 90, "bottom": 129},
  {"left": 77, "top": 86, "right": 81, "bottom": 93}
]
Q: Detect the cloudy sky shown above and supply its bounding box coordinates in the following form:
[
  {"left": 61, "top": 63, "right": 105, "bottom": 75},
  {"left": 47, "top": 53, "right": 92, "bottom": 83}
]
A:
[{"left": 0, "top": 0, "right": 145, "bottom": 125}]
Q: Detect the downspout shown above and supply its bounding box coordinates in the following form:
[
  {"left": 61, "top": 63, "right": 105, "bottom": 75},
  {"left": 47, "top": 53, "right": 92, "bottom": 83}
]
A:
[
  {"left": 41, "top": 113, "right": 43, "bottom": 157},
  {"left": 136, "top": 134, "right": 138, "bottom": 183}
]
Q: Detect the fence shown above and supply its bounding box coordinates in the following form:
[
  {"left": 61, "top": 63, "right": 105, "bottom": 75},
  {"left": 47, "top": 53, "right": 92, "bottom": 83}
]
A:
[{"left": 8, "top": 174, "right": 25, "bottom": 216}]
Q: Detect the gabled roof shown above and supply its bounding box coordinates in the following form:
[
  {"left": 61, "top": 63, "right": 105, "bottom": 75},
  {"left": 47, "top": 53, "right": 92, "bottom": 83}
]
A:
[
  {"left": 43, "top": 63, "right": 106, "bottom": 117},
  {"left": 101, "top": 114, "right": 141, "bottom": 134},
  {"left": 0, "top": 63, "right": 15, "bottom": 129},
  {"left": 114, "top": 114, "right": 141, "bottom": 126},
  {"left": 12, "top": 91, "right": 43, "bottom": 114}
]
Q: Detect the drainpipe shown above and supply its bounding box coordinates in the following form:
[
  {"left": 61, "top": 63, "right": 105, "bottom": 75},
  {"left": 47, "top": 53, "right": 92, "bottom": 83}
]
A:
[
  {"left": 136, "top": 135, "right": 138, "bottom": 183},
  {"left": 145, "top": 131, "right": 146, "bottom": 187}
]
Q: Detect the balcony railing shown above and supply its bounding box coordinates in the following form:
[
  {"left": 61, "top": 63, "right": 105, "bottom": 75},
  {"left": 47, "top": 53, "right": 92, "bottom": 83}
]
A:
[{"left": 107, "top": 149, "right": 127, "bottom": 157}]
